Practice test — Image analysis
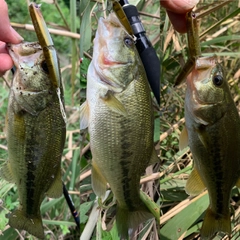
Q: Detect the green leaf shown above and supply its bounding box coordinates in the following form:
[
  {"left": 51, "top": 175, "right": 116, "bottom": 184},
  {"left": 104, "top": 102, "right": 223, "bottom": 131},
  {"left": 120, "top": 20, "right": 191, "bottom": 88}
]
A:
[
  {"left": 160, "top": 192, "right": 209, "bottom": 240},
  {"left": 80, "top": 201, "right": 94, "bottom": 224},
  {"left": 154, "top": 118, "right": 160, "bottom": 142},
  {"left": 42, "top": 219, "right": 76, "bottom": 227},
  {"left": 80, "top": 1, "right": 92, "bottom": 58},
  {"left": 201, "top": 35, "right": 240, "bottom": 47}
]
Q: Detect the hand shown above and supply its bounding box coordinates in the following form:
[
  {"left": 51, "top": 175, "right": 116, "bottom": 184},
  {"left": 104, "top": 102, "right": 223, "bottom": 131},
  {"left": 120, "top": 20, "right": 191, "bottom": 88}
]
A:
[
  {"left": 0, "top": 0, "right": 23, "bottom": 76},
  {"left": 160, "top": 0, "right": 199, "bottom": 33}
]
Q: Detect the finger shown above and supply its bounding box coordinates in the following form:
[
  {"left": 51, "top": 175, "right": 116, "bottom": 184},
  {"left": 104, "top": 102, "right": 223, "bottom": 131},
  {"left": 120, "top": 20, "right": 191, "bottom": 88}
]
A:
[
  {"left": 0, "top": 42, "right": 14, "bottom": 76},
  {"left": 167, "top": 10, "right": 188, "bottom": 33},
  {"left": 160, "top": 0, "right": 199, "bottom": 14},
  {"left": 0, "top": 0, "right": 23, "bottom": 43}
]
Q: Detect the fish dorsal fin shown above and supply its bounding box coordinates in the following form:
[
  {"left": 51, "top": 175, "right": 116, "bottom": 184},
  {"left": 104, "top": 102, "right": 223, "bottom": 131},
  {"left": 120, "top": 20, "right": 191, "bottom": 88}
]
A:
[
  {"left": 100, "top": 90, "right": 127, "bottom": 116},
  {"left": 80, "top": 101, "right": 89, "bottom": 130},
  {"left": 179, "top": 126, "right": 189, "bottom": 151},
  {"left": 46, "top": 168, "right": 63, "bottom": 198},
  {"left": 236, "top": 178, "right": 240, "bottom": 188},
  {"left": 91, "top": 160, "right": 108, "bottom": 198},
  {"left": 185, "top": 168, "right": 206, "bottom": 196},
  {"left": 0, "top": 161, "right": 15, "bottom": 183},
  {"left": 149, "top": 148, "right": 159, "bottom": 165}
]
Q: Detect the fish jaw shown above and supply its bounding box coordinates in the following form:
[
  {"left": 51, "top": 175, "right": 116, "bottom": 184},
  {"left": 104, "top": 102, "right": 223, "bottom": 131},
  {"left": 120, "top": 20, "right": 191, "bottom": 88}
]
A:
[
  {"left": 7, "top": 42, "right": 55, "bottom": 115},
  {"left": 92, "top": 13, "right": 139, "bottom": 91},
  {"left": 8, "top": 42, "right": 51, "bottom": 92}
]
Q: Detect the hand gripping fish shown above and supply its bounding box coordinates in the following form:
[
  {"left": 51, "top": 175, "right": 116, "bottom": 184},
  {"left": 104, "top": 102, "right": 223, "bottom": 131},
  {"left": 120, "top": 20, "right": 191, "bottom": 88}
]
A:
[
  {"left": 80, "top": 13, "right": 159, "bottom": 238},
  {"left": 0, "top": 3, "right": 66, "bottom": 239}
]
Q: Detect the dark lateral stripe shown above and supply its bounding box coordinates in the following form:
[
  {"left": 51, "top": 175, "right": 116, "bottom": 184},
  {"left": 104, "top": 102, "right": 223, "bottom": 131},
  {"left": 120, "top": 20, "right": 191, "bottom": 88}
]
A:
[
  {"left": 25, "top": 119, "right": 37, "bottom": 216},
  {"left": 120, "top": 159, "right": 135, "bottom": 210},
  {"left": 209, "top": 130, "right": 224, "bottom": 214},
  {"left": 119, "top": 117, "right": 135, "bottom": 210}
]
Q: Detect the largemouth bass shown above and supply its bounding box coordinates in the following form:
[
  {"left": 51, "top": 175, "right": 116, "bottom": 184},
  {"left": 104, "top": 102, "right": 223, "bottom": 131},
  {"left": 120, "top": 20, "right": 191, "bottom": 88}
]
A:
[
  {"left": 80, "top": 13, "right": 158, "bottom": 238},
  {"left": 181, "top": 56, "right": 240, "bottom": 239},
  {"left": 0, "top": 42, "right": 66, "bottom": 239}
]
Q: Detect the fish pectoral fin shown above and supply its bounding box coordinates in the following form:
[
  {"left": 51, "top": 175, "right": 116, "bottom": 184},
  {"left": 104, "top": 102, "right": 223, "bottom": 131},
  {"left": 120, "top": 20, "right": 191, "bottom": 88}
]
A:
[
  {"left": 46, "top": 169, "right": 63, "bottom": 198},
  {"left": 185, "top": 168, "right": 206, "bottom": 196},
  {"left": 149, "top": 148, "right": 159, "bottom": 165},
  {"left": 236, "top": 178, "right": 240, "bottom": 188},
  {"left": 91, "top": 160, "right": 107, "bottom": 198},
  {"left": 80, "top": 101, "right": 89, "bottom": 130},
  {"left": 179, "top": 125, "right": 189, "bottom": 150},
  {"left": 100, "top": 90, "right": 127, "bottom": 116},
  {"left": 0, "top": 161, "right": 15, "bottom": 183},
  {"left": 196, "top": 126, "right": 208, "bottom": 149}
]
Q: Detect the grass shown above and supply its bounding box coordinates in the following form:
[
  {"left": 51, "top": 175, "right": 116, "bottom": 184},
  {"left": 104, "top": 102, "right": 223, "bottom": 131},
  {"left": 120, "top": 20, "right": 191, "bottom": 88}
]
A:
[
  {"left": 160, "top": 1, "right": 240, "bottom": 239},
  {"left": 80, "top": 0, "right": 160, "bottom": 239},
  {"left": 0, "top": 1, "right": 80, "bottom": 239}
]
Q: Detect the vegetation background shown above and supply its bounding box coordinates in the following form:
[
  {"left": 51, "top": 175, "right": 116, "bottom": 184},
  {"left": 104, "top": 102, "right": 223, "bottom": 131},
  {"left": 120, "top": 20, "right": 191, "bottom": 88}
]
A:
[
  {"left": 0, "top": 0, "right": 80, "bottom": 239},
  {"left": 160, "top": 0, "right": 240, "bottom": 239},
  {"left": 80, "top": 0, "right": 160, "bottom": 239}
]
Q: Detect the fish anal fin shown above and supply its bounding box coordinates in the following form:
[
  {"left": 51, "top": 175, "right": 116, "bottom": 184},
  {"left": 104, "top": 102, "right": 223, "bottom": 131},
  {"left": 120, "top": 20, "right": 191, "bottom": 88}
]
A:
[
  {"left": 100, "top": 90, "right": 127, "bottom": 116},
  {"left": 201, "top": 207, "right": 231, "bottom": 239},
  {"left": 9, "top": 209, "right": 44, "bottom": 239},
  {"left": 0, "top": 161, "right": 15, "bottom": 183},
  {"left": 116, "top": 203, "right": 153, "bottom": 239},
  {"left": 149, "top": 148, "right": 159, "bottom": 165},
  {"left": 185, "top": 168, "right": 205, "bottom": 196},
  {"left": 80, "top": 101, "right": 89, "bottom": 130},
  {"left": 46, "top": 169, "right": 63, "bottom": 198},
  {"left": 179, "top": 126, "right": 189, "bottom": 150},
  {"left": 91, "top": 160, "right": 107, "bottom": 198}
]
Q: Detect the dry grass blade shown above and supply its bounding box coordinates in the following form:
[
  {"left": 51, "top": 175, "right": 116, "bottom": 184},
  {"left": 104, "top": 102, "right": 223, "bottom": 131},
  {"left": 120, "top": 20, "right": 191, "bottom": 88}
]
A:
[{"left": 11, "top": 23, "right": 80, "bottom": 38}]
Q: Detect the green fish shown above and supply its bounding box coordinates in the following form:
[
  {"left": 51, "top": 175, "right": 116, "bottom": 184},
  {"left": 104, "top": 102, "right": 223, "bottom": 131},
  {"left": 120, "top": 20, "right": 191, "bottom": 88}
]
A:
[
  {"left": 180, "top": 56, "right": 240, "bottom": 239},
  {"left": 0, "top": 42, "right": 66, "bottom": 239},
  {"left": 80, "top": 13, "right": 159, "bottom": 238}
]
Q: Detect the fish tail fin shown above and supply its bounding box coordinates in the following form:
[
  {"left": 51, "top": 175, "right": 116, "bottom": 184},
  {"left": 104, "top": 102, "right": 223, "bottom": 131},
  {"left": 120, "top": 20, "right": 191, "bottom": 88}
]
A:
[
  {"left": 201, "top": 207, "right": 231, "bottom": 239},
  {"left": 9, "top": 209, "right": 44, "bottom": 239},
  {"left": 116, "top": 204, "right": 153, "bottom": 239}
]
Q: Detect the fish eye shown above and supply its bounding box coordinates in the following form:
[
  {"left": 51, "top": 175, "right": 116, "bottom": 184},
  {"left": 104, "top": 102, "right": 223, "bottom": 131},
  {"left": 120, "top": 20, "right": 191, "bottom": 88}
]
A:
[
  {"left": 212, "top": 74, "right": 223, "bottom": 86},
  {"left": 124, "top": 37, "right": 134, "bottom": 47},
  {"left": 41, "top": 60, "right": 49, "bottom": 73}
]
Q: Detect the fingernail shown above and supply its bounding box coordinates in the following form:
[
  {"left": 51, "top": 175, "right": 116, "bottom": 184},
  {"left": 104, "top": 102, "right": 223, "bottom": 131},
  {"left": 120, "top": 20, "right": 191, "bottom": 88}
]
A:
[{"left": 10, "top": 27, "right": 24, "bottom": 42}]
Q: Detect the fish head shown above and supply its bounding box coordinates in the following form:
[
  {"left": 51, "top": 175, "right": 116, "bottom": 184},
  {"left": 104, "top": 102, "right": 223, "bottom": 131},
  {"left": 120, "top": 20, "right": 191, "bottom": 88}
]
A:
[
  {"left": 7, "top": 42, "right": 57, "bottom": 114},
  {"left": 93, "top": 13, "right": 139, "bottom": 91},
  {"left": 186, "top": 56, "right": 230, "bottom": 124},
  {"left": 8, "top": 42, "right": 53, "bottom": 92}
]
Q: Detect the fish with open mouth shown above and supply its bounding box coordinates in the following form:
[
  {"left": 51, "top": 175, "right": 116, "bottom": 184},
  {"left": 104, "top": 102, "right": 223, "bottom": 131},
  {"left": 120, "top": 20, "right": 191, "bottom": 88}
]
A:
[{"left": 0, "top": 41, "right": 66, "bottom": 239}]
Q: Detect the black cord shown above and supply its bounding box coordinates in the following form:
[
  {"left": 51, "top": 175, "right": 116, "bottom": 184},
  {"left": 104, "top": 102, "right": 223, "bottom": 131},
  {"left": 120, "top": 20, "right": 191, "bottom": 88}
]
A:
[{"left": 63, "top": 182, "right": 80, "bottom": 230}]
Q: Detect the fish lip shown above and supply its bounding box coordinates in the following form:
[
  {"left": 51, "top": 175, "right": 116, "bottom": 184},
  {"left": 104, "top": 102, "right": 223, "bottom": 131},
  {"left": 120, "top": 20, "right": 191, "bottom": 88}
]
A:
[{"left": 100, "top": 53, "right": 132, "bottom": 67}]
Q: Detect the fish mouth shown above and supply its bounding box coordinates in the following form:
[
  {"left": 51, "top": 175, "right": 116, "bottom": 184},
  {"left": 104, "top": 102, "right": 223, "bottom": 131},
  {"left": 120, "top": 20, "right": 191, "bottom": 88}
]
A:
[{"left": 101, "top": 55, "right": 129, "bottom": 66}]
